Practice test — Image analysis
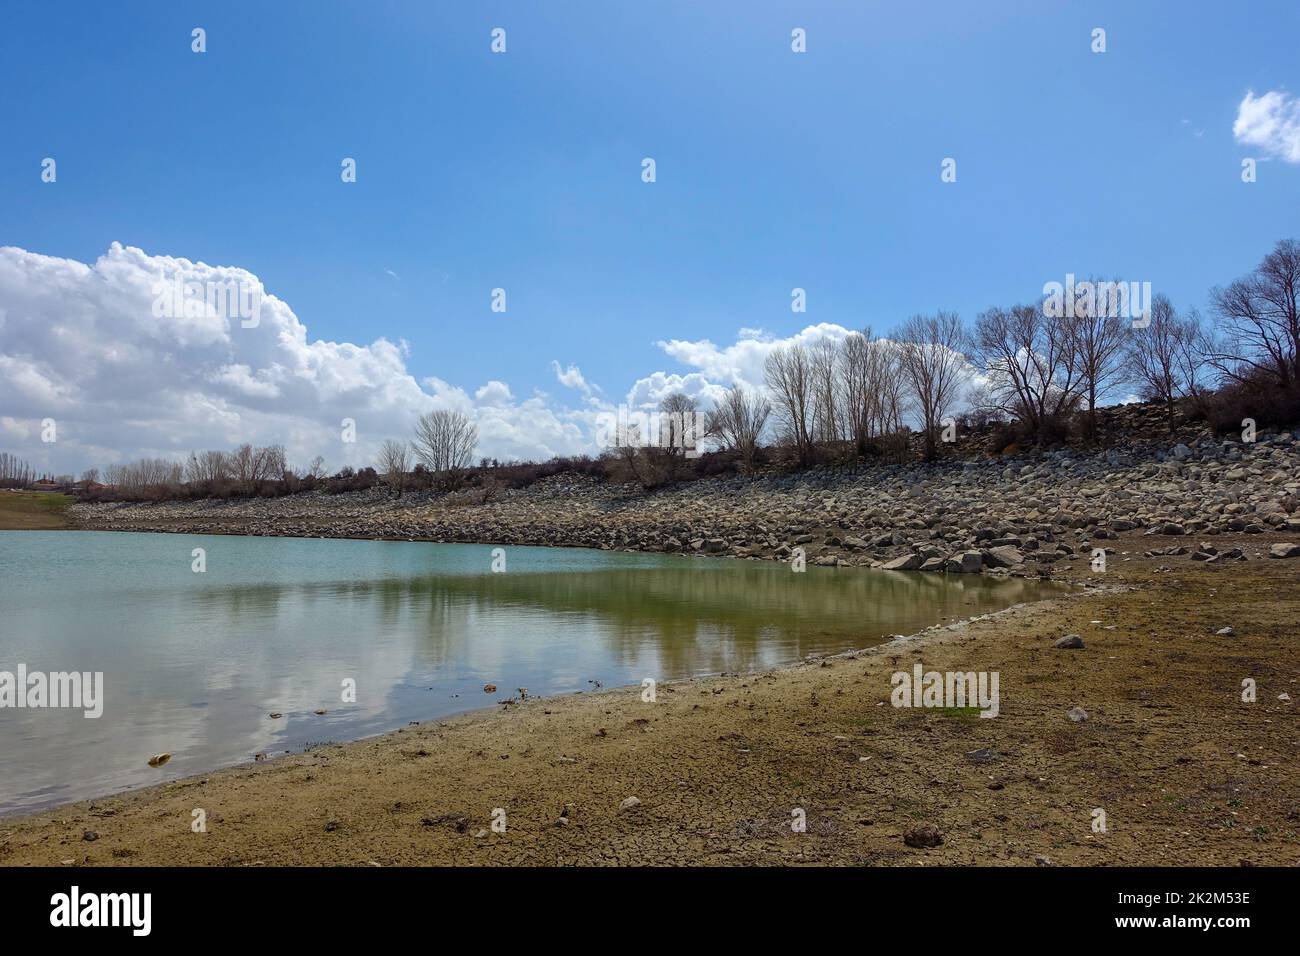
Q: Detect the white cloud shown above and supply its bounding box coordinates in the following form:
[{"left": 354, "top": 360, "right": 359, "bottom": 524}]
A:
[
  {"left": 474, "top": 380, "right": 514, "bottom": 407},
  {"left": 0, "top": 244, "right": 597, "bottom": 474},
  {"left": 1233, "top": 89, "right": 1300, "bottom": 163},
  {"left": 624, "top": 371, "right": 727, "bottom": 410},
  {"left": 655, "top": 322, "right": 854, "bottom": 393},
  {"left": 550, "top": 360, "right": 602, "bottom": 397},
  {"left": 0, "top": 245, "right": 993, "bottom": 474}
]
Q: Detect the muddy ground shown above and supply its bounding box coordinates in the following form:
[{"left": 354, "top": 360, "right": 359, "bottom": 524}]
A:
[{"left": 0, "top": 534, "right": 1296, "bottom": 866}]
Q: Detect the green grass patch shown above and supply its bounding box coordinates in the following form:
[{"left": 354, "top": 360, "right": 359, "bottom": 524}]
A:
[
  {"left": 930, "top": 706, "right": 983, "bottom": 721},
  {"left": 0, "top": 492, "right": 74, "bottom": 529}
]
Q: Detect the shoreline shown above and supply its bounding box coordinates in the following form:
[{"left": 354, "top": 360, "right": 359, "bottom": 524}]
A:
[
  {"left": 0, "top": 577, "right": 1082, "bottom": 822},
  {"left": 2, "top": 537, "right": 1296, "bottom": 866}
]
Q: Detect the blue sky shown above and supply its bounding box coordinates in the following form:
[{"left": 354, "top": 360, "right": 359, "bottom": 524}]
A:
[{"left": 1, "top": 1, "right": 1297, "bottom": 471}]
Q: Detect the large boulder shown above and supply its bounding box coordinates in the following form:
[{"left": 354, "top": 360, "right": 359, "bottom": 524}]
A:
[
  {"left": 946, "top": 550, "right": 984, "bottom": 573},
  {"left": 983, "top": 545, "right": 1025, "bottom": 568},
  {"left": 881, "top": 553, "right": 923, "bottom": 571},
  {"left": 1268, "top": 542, "right": 1300, "bottom": 559}
]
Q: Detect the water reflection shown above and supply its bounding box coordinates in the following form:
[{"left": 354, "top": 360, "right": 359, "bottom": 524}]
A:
[{"left": 0, "top": 532, "right": 1064, "bottom": 813}]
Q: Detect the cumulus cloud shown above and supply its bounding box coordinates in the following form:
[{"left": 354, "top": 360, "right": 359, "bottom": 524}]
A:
[
  {"left": 1, "top": 244, "right": 986, "bottom": 474},
  {"left": 473, "top": 380, "right": 514, "bottom": 407},
  {"left": 1233, "top": 89, "right": 1300, "bottom": 163},
  {"left": 653, "top": 322, "right": 855, "bottom": 393},
  {"left": 0, "top": 244, "right": 597, "bottom": 473},
  {"left": 550, "top": 360, "right": 602, "bottom": 399}
]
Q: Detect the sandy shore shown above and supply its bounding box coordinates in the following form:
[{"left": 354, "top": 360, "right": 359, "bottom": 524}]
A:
[{"left": 1, "top": 533, "right": 1297, "bottom": 866}]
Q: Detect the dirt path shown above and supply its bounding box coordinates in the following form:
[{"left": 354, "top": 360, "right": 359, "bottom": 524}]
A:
[{"left": 1, "top": 539, "right": 1296, "bottom": 866}]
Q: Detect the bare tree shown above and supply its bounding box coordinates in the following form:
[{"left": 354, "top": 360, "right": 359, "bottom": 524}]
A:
[
  {"left": 376, "top": 439, "right": 410, "bottom": 497},
  {"left": 658, "top": 392, "right": 701, "bottom": 465},
  {"left": 898, "top": 311, "right": 970, "bottom": 460},
  {"left": 1064, "top": 282, "right": 1131, "bottom": 441},
  {"left": 1174, "top": 308, "right": 1215, "bottom": 418},
  {"left": 104, "top": 458, "right": 184, "bottom": 495},
  {"left": 838, "top": 329, "right": 908, "bottom": 457},
  {"left": 1209, "top": 238, "right": 1300, "bottom": 389},
  {"left": 413, "top": 409, "right": 479, "bottom": 489},
  {"left": 706, "top": 383, "right": 770, "bottom": 473},
  {"left": 809, "top": 338, "right": 843, "bottom": 443},
  {"left": 229, "top": 443, "right": 256, "bottom": 488},
  {"left": 260, "top": 444, "right": 287, "bottom": 484},
  {"left": 306, "top": 455, "right": 327, "bottom": 480},
  {"left": 1127, "top": 294, "right": 1200, "bottom": 429},
  {"left": 764, "top": 343, "right": 816, "bottom": 466},
  {"left": 0, "top": 452, "right": 34, "bottom": 489},
  {"left": 972, "top": 303, "right": 1081, "bottom": 445}
]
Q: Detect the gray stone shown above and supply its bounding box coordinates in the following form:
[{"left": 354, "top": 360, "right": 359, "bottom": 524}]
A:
[{"left": 983, "top": 545, "right": 1025, "bottom": 568}]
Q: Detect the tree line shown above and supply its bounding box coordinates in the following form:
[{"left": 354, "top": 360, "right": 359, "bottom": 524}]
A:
[
  {"left": 9, "top": 238, "right": 1296, "bottom": 500},
  {"left": 720, "top": 237, "right": 1299, "bottom": 468}
]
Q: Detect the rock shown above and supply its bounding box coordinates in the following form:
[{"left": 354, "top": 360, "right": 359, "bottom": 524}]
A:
[
  {"left": 147, "top": 753, "right": 171, "bottom": 768},
  {"left": 881, "top": 553, "right": 923, "bottom": 571},
  {"left": 483, "top": 683, "right": 496, "bottom": 693},
  {"left": 903, "top": 826, "right": 944, "bottom": 848},
  {"left": 1053, "top": 634, "right": 1085, "bottom": 649},
  {"left": 948, "top": 550, "right": 984, "bottom": 573},
  {"left": 1268, "top": 542, "right": 1300, "bottom": 559},
  {"left": 965, "top": 748, "right": 995, "bottom": 763},
  {"left": 1216, "top": 626, "right": 1235, "bottom": 636},
  {"left": 82, "top": 830, "right": 99, "bottom": 842},
  {"left": 1172, "top": 443, "right": 1193, "bottom": 460},
  {"left": 1066, "top": 706, "right": 1089, "bottom": 722},
  {"left": 983, "top": 546, "right": 1025, "bottom": 568},
  {"left": 324, "top": 820, "right": 339, "bottom": 832},
  {"left": 619, "top": 796, "right": 641, "bottom": 812}
]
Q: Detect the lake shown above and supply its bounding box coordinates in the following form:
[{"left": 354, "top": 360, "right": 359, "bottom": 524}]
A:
[{"left": 0, "top": 531, "right": 1064, "bottom": 814}]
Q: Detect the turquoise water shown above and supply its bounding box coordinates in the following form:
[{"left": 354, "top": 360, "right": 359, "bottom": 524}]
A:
[{"left": 0, "top": 531, "right": 1061, "bottom": 813}]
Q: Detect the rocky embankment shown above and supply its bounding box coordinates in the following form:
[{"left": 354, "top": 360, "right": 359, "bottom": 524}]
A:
[{"left": 70, "top": 420, "right": 1300, "bottom": 577}]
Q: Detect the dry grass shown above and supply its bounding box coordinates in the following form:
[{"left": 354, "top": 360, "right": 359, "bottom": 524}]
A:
[{"left": 0, "top": 492, "right": 73, "bottom": 530}]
